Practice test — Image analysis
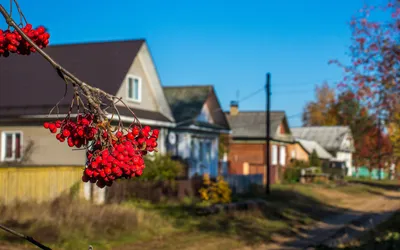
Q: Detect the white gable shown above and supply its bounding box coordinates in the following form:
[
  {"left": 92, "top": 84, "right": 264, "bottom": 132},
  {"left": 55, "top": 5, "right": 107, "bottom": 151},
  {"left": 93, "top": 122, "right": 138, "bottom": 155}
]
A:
[{"left": 197, "top": 103, "right": 214, "bottom": 124}]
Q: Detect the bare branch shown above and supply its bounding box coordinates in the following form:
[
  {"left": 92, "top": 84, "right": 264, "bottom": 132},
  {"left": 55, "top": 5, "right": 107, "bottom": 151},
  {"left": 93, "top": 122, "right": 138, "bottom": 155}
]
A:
[{"left": 0, "top": 220, "right": 51, "bottom": 250}]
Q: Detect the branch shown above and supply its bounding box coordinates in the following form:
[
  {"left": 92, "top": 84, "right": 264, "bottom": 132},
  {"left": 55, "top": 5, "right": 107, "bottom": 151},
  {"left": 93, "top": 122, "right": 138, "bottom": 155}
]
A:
[
  {"left": 0, "top": 4, "right": 137, "bottom": 125},
  {"left": 0, "top": 224, "right": 52, "bottom": 250}
]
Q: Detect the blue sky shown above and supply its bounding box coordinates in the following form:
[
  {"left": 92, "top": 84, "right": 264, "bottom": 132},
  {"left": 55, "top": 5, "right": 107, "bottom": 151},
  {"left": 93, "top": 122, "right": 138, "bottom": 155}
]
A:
[{"left": 3, "top": 0, "right": 373, "bottom": 127}]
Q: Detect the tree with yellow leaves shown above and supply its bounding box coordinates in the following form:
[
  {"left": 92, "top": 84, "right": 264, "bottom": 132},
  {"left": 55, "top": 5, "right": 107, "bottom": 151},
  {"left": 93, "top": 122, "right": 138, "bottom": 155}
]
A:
[{"left": 302, "top": 82, "right": 338, "bottom": 126}]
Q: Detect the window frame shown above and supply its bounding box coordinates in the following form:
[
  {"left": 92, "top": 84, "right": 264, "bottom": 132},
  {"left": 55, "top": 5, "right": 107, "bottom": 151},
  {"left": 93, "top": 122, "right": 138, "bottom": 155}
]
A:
[
  {"left": 126, "top": 74, "right": 142, "bottom": 103},
  {"left": 1, "top": 131, "right": 23, "bottom": 162}
]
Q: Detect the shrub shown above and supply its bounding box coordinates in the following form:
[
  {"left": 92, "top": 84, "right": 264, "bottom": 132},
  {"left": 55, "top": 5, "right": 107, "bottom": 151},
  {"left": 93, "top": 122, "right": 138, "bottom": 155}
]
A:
[
  {"left": 289, "top": 159, "right": 310, "bottom": 169},
  {"left": 309, "top": 149, "right": 321, "bottom": 167},
  {"left": 141, "top": 154, "right": 184, "bottom": 181},
  {"left": 283, "top": 167, "right": 301, "bottom": 183},
  {"left": 199, "top": 174, "right": 232, "bottom": 204}
]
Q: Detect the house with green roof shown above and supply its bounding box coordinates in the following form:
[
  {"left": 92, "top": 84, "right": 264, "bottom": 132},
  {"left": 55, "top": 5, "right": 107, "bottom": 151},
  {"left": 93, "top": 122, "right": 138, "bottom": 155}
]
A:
[{"left": 163, "top": 85, "right": 231, "bottom": 178}]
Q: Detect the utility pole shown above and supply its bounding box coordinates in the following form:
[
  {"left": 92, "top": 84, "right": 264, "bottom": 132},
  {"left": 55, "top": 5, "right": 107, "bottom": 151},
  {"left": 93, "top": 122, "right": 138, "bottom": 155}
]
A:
[
  {"left": 377, "top": 115, "right": 382, "bottom": 180},
  {"left": 266, "top": 73, "right": 271, "bottom": 194}
]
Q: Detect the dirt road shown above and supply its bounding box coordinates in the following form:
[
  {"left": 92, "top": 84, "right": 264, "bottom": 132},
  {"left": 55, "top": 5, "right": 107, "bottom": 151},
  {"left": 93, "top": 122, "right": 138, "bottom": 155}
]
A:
[{"left": 256, "top": 190, "right": 400, "bottom": 250}]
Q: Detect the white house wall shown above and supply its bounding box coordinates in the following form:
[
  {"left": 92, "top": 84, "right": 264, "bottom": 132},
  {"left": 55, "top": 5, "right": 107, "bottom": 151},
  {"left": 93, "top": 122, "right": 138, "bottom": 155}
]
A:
[
  {"left": 336, "top": 151, "right": 353, "bottom": 176},
  {"left": 166, "top": 130, "right": 219, "bottom": 178},
  {"left": 114, "top": 43, "right": 174, "bottom": 122}
]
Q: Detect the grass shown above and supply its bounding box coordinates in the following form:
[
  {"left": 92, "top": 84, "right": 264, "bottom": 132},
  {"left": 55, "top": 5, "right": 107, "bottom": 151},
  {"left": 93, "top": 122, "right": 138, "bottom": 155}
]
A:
[
  {"left": 0, "top": 179, "right": 399, "bottom": 250},
  {"left": 0, "top": 195, "right": 174, "bottom": 249}
]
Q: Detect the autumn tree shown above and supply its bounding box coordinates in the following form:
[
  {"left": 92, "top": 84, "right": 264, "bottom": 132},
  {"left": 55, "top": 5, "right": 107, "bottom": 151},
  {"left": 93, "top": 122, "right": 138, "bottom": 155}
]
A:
[
  {"left": 303, "top": 85, "right": 390, "bottom": 167},
  {"left": 330, "top": 0, "right": 400, "bottom": 121},
  {"left": 388, "top": 107, "right": 400, "bottom": 164},
  {"left": 334, "top": 91, "right": 377, "bottom": 165},
  {"left": 358, "top": 126, "right": 393, "bottom": 170},
  {"left": 302, "top": 82, "right": 338, "bottom": 126}
]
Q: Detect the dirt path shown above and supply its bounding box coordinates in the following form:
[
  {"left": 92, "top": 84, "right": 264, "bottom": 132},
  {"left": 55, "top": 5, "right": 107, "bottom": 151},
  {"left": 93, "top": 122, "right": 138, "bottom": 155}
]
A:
[
  {"left": 255, "top": 190, "right": 400, "bottom": 250},
  {"left": 112, "top": 190, "right": 400, "bottom": 250}
]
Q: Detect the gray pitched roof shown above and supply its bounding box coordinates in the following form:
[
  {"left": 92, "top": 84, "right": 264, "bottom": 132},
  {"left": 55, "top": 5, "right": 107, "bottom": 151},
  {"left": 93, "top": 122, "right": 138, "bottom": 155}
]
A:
[
  {"left": 163, "top": 85, "right": 230, "bottom": 130},
  {"left": 163, "top": 85, "right": 211, "bottom": 123},
  {"left": 291, "top": 126, "right": 354, "bottom": 152},
  {"left": 0, "top": 39, "right": 173, "bottom": 123},
  {"left": 225, "top": 111, "right": 293, "bottom": 142},
  {"left": 296, "top": 139, "right": 333, "bottom": 160}
]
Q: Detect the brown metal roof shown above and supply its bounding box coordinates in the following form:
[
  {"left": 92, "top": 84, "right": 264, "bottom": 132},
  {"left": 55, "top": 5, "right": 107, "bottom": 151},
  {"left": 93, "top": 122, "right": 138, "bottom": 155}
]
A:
[{"left": 0, "top": 39, "right": 173, "bottom": 123}]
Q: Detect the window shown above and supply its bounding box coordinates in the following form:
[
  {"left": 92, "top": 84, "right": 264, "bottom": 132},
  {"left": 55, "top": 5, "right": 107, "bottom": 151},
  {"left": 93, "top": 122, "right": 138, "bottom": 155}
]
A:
[
  {"left": 291, "top": 150, "right": 296, "bottom": 159},
  {"left": 1, "top": 132, "right": 22, "bottom": 161},
  {"left": 199, "top": 141, "right": 204, "bottom": 161},
  {"left": 272, "top": 145, "right": 278, "bottom": 165},
  {"left": 280, "top": 146, "right": 286, "bottom": 166},
  {"left": 126, "top": 75, "right": 142, "bottom": 102}
]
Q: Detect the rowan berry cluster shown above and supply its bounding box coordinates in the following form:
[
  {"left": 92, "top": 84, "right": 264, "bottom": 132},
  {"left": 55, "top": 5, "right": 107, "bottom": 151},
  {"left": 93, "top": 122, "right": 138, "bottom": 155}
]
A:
[
  {"left": 0, "top": 23, "right": 50, "bottom": 57},
  {"left": 43, "top": 114, "right": 97, "bottom": 148},
  {"left": 43, "top": 115, "right": 159, "bottom": 188}
]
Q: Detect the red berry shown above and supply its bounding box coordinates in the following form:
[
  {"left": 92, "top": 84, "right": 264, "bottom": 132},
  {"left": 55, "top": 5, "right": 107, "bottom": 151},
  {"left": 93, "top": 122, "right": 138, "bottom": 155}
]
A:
[
  {"left": 49, "top": 123, "right": 56, "bottom": 130},
  {"left": 85, "top": 168, "right": 93, "bottom": 177},
  {"left": 152, "top": 129, "right": 159, "bottom": 137},
  {"left": 96, "top": 181, "right": 106, "bottom": 188},
  {"left": 91, "top": 161, "right": 99, "bottom": 169},
  {"left": 82, "top": 175, "right": 89, "bottom": 182},
  {"left": 127, "top": 133, "right": 135, "bottom": 140},
  {"left": 62, "top": 129, "right": 71, "bottom": 137},
  {"left": 136, "top": 169, "right": 143, "bottom": 176},
  {"left": 77, "top": 129, "right": 84, "bottom": 137},
  {"left": 117, "top": 154, "right": 125, "bottom": 161},
  {"left": 37, "top": 26, "right": 46, "bottom": 34},
  {"left": 43, "top": 122, "right": 50, "bottom": 129},
  {"left": 105, "top": 168, "right": 112, "bottom": 175}
]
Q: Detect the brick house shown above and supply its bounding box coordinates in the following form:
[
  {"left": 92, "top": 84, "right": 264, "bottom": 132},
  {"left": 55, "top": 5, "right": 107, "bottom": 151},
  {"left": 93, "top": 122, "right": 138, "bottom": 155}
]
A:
[{"left": 225, "top": 102, "right": 294, "bottom": 184}]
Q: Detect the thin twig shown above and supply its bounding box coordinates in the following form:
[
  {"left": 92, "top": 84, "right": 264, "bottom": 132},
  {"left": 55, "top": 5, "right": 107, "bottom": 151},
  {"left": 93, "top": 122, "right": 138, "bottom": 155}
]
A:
[
  {"left": 0, "top": 224, "right": 52, "bottom": 250},
  {"left": 12, "top": 0, "right": 27, "bottom": 26}
]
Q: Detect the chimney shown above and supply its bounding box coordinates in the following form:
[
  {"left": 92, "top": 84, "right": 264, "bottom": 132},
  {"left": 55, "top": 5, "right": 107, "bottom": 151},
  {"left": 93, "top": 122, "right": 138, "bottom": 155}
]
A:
[{"left": 230, "top": 101, "right": 239, "bottom": 116}]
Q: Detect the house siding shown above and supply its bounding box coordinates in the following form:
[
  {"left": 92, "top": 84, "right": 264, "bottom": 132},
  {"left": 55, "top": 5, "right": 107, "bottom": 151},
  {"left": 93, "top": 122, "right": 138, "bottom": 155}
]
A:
[
  {"left": 287, "top": 143, "right": 309, "bottom": 162},
  {"left": 166, "top": 130, "right": 219, "bottom": 178},
  {"left": 0, "top": 126, "right": 86, "bottom": 166},
  {"left": 336, "top": 151, "right": 353, "bottom": 176},
  {"left": 228, "top": 140, "right": 290, "bottom": 184},
  {"left": 115, "top": 49, "right": 159, "bottom": 112}
]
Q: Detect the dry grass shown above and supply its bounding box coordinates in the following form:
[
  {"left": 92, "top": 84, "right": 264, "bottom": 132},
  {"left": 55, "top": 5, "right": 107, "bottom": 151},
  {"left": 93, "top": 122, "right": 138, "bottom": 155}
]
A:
[
  {"left": 0, "top": 180, "right": 399, "bottom": 250},
  {"left": 0, "top": 195, "right": 173, "bottom": 249}
]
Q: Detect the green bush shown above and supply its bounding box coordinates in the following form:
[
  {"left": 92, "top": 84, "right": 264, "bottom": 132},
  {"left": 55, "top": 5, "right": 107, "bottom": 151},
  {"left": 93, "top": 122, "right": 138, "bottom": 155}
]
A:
[
  {"left": 289, "top": 159, "right": 310, "bottom": 169},
  {"left": 283, "top": 167, "right": 301, "bottom": 183},
  {"left": 140, "top": 154, "right": 184, "bottom": 181},
  {"left": 309, "top": 149, "right": 321, "bottom": 167}
]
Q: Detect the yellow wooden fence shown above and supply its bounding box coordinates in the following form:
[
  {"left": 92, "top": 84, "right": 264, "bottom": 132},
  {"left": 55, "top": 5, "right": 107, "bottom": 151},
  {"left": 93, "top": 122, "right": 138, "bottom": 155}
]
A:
[{"left": 0, "top": 166, "right": 85, "bottom": 205}]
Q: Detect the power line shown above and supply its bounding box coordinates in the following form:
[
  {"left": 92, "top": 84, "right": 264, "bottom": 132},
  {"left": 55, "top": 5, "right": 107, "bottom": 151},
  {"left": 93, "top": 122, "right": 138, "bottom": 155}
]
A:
[{"left": 238, "top": 86, "right": 265, "bottom": 103}]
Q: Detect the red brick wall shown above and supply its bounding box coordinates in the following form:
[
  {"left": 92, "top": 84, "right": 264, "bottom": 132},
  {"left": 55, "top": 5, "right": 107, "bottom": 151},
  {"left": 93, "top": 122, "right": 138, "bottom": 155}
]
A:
[
  {"left": 228, "top": 143, "right": 265, "bottom": 174},
  {"left": 228, "top": 141, "right": 291, "bottom": 184}
]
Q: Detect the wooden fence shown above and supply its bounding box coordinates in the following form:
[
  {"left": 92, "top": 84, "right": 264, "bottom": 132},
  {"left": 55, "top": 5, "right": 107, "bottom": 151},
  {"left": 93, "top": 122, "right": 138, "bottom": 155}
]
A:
[
  {"left": 0, "top": 166, "right": 85, "bottom": 205},
  {"left": 224, "top": 174, "right": 264, "bottom": 194},
  {"left": 105, "top": 178, "right": 203, "bottom": 203}
]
